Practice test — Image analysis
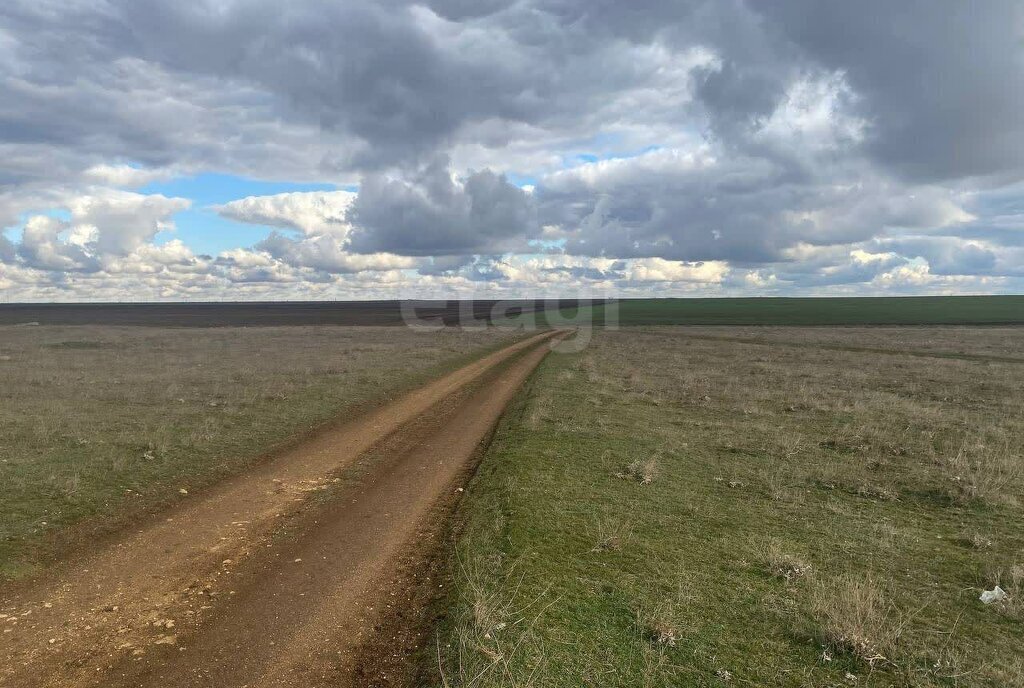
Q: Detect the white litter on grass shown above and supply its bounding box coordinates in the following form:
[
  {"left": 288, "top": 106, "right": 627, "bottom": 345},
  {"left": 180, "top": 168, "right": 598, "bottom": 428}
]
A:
[{"left": 980, "top": 586, "right": 1008, "bottom": 604}]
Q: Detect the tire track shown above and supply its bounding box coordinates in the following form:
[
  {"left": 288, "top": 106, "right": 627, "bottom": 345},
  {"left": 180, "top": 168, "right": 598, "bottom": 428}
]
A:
[{"left": 0, "top": 330, "right": 562, "bottom": 688}]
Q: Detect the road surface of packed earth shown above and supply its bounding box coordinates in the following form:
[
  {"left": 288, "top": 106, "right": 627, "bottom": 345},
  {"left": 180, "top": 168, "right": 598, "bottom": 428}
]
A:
[{"left": 0, "top": 330, "right": 563, "bottom": 687}]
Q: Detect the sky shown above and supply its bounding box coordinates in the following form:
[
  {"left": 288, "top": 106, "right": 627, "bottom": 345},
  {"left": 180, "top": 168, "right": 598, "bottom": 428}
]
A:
[{"left": 1, "top": 1, "right": 1023, "bottom": 302}]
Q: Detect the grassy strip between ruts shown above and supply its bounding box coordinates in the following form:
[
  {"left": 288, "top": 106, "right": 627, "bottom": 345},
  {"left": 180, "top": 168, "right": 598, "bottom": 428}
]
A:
[
  {"left": 0, "top": 324, "right": 521, "bottom": 580},
  {"left": 434, "top": 327, "right": 1024, "bottom": 687}
]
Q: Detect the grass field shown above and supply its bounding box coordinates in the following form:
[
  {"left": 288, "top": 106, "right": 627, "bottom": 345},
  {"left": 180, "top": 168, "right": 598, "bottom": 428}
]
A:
[
  {"left": 592, "top": 296, "right": 1024, "bottom": 326},
  {"left": 436, "top": 327, "right": 1024, "bottom": 687},
  {"left": 0, "top": 325, "right": 517, "bottom": 580}
]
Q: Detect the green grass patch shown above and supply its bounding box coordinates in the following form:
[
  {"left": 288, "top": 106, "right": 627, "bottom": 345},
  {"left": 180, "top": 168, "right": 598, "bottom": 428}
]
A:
[
  {"left": 592, "top": 296, "right": 1024, "bottom": 326},
  {"left": 435, "top": 327, "right": 1024, "bottom": 686}
]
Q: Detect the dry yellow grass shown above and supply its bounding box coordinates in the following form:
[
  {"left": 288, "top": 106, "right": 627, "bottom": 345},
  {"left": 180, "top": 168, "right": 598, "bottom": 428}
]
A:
[{"left": 0, "top": 324, "right": 517, "bottom": 578}]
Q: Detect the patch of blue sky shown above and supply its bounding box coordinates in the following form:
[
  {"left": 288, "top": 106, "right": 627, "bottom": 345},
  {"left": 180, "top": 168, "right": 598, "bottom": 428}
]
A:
[
  {"left": 158, "top": 209, "right": 272, "bottom": 256},
  {"left": 142, "top": 173, "right": 340, "bottom": 256},
  {"left": 140, "top": 172, "right": 337, "bottom": 207},
  {"left": 504, "top": 172, "right": 538, "bottom": 188},
  {"left": 527, "top": 238, "right": 566, "bottom": 251},
  {"left": 560, "top": 141, "right": 664, "bottom": 170}
]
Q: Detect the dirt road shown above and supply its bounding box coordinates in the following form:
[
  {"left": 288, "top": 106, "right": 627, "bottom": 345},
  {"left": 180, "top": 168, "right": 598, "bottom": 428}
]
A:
[{"left": 0, "top": 330, "right": 562, "bottom": 687}]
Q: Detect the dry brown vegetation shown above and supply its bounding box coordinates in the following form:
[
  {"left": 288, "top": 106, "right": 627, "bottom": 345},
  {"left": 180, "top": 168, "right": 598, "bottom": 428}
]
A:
[
  {"left": 813, "top": 575, "right": 904, "bottom": 666},
  {"left": 0, "top": 324, "right": 516, "bottom": 578}
]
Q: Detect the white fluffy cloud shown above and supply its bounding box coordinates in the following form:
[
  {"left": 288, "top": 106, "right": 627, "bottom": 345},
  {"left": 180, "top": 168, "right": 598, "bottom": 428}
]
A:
[
  {"left": 13, "top": 190, "right": 191, "bottom": 274},
  {"left": 217, "top": 190, "right": 419, "bottom": 274},
  {"left": 1, "top": 0, "right": 1023, "bottom": 299},
  {"left": 218, "top": 191, "right": 357, "bottom": 237}
]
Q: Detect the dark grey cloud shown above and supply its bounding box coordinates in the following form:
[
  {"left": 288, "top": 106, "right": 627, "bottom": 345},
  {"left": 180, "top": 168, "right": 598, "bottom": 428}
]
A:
[
  {"left": 543, "top": 265, "right": 622, "bottom": 281},
  {"left": 534, "top": 150, "right": 943, "bottom": 264},
  {"left": 415, "top": 254, "right": 476, "bottom": 276},
  {"left": 874, "top": 236, "right": 998, "bottom": 276},
  {"left": 348, "top": 157, "right": 536, "bottom": 256},
  {"left": 754, "top": 0, "right": 1024, "bottom": 182},
  {"left": 5, "top": 0, "right": 1022, "bottom": 186},
  {"left": 1, "top": 0, "right": 1023, "bottom": 297},
  {"left": 0, "top": 233, "right": 15, "bottom": 263}
]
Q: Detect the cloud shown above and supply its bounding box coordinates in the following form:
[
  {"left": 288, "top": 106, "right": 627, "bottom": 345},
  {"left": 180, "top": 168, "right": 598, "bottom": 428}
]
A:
[
  {"left": 620, "top": 257, "right": 729, "bottom": 284},
  {"left": 82, "top": 164, "right": 179, "bottom": 188},
  {"left": 11, "top": 190, "right": 189, "bottom": 274},
  {"left": 873, "top": 236, "right": 998, "bottom": 276},
  {"left": 216, "top": 190, "right": 419, "bottom": 274},
  {"left": 348, "top": 156, "right": 536, "bottom": 255},
  {"left": 1, "top": 0, "right": 1023, "bottom": 299},
  {"left": 66, "top": 191, "right": 191, "bottom": 255},
  {"left": 253, "top": 233, "right": 418, "bottom": 274},
  {"left": 0, "top": 232, "right": 18, "bottom": 263},
  {"left": 754, "top": 1, "right": 1024, "bottom": 182},
  {"left": 18, "top": 215, "right": 96, "bottom": 272},
  {"left": 218, "top": 190, "right": 357, "bottom": 237}
]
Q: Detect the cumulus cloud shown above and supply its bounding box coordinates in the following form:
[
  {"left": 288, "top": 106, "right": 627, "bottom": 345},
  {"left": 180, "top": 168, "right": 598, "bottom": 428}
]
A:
[
  {"left": 621, "top": 258, "right": 729, "bottom": 284},
  {"left": 756, "top": 0, "right": 1024, "bottom": 181},
  {"left": 82, "top": 164, "right": 179, "bottom": 189},
  {"left": 253, "top": 233, "right": 418, "bottom": 274},
  {"left": 67, "top": 191, "right": 191, "bottom": 255},
  {"left": 216, "top": 190, "right": 419, "bottom": 274},
  {"left": 11, "top": 190, "right": 190, "bottom": 275},
  {"left": 1, "top": 0, "right": 1023, "bottom": 299},
  {"left": 348, "top": 157, "right": 536, "bottom": 256},
  {"left": 218, "top": 191, "right": 357, "bottom": 237},
  {"left": 0, "top": 233, "right": 16, "bottom": 263}
]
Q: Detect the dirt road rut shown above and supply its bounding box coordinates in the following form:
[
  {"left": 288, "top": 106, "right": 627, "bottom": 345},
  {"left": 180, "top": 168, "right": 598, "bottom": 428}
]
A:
[{"left": 0, "top": 330, "right": 562, "bottom": 687}]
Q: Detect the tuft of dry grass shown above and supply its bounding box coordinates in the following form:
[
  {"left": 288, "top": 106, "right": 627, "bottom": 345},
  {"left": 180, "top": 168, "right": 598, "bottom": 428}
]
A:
[
  {"left": 638, "top": 606, "right": 681, "bottom": 648},
  {"left": 760, "top": 539, "right": 812, "bottom": 582},
  {"left": 646, "top": 619, "right": 679, "bottom": 647},
  {"left": 590, "top": 518, "right": 631, "bottom": 553},
  {"left": 616, "top": 458, "right": 658, "bottom": 485},
  {"left": 813, "top": 576, "right": 905, "bottom": 666},
  {"left": 945, "top": 440, "right": 1021, "bottom": 506}
]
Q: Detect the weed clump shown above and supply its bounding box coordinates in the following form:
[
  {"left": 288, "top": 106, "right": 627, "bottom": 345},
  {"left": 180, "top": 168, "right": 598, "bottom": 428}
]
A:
[
  {"left": 646, "top": 618, "right": 679, "bottom": 647},
  {"left": 813, "top": 576, "right": 902, "bottom": 666},
  {"left": 760, "top": 540, "right": 812, "bottom": 582},
  {"left": 945, "top": 441, "right": 1020, "bottom": 506},
  {"left": 616, "top": 458, "right": 658, "bottom": 485}
]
